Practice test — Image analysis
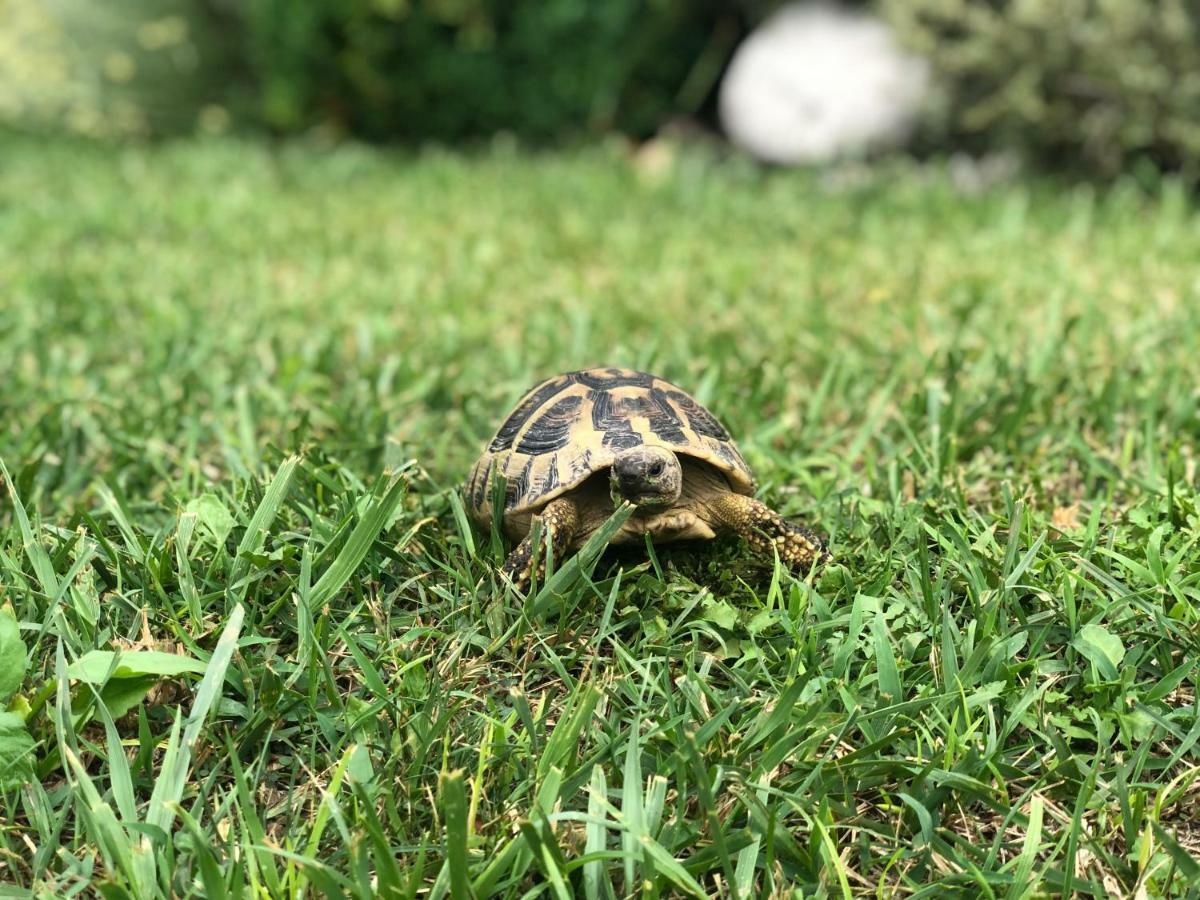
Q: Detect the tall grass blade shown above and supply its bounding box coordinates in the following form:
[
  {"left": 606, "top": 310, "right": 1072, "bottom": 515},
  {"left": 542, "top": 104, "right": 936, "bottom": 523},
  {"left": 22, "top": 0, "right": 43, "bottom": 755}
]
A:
[
  {"left": 442, "top": 769, "right": 471, "bottom": 900},
  {"left": 229, "top": 455, "right": 300, "bottom": 588},
  {"left": 585, "top": 765, "right": 611, "bottom": 900},
  {"left": 307, "top": 472, "right": 406, "bottom": 609}
]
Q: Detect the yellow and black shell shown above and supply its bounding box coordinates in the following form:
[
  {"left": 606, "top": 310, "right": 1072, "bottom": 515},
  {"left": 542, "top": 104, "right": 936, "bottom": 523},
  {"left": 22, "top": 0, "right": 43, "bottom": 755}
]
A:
[{"left": 466, "top": 367, "right": 754, "bottom": 523}]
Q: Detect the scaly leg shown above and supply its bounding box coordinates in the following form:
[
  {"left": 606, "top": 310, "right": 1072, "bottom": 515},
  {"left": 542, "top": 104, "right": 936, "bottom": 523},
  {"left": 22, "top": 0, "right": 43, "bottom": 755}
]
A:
[
  {"left": 501, "top": 497, "right": 579, "bottom": 591},
  {"left": 709, "top": 493, "right": 828, "bottom": 573}
]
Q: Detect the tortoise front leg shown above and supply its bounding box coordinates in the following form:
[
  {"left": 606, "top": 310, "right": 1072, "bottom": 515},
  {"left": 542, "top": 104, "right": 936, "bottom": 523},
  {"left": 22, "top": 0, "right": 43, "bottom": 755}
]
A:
[
  {"left": 709, "top": 493, "right": 828, "bottom": 574},
  {"left": 501, "top": 497, "right": 579, "bottom": 592}
]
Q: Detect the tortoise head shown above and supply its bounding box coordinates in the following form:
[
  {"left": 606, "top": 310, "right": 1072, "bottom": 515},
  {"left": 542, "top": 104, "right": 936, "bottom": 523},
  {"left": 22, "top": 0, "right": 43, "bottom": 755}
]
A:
[{"left": 609, "top": 446, "right": 682, "bottom": 511}]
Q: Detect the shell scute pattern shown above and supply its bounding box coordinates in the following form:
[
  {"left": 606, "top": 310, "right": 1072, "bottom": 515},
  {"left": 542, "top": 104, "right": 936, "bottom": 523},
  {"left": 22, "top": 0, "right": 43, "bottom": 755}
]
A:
[
  {"left": 514, "top": 394, "right": 584, "bottom": 455},
  {"left": 488, "top": 374, "right": 572, "bottom": 452},
  {"left": 590, "top": 389, "right": 643, "bottom": 451},
  {"left": 468, "top": 455, "right": 493, "bottom": 511},
  {"left": 574, "top": 368, "right": 656, "bottom": 390},
  {"left": 467, "top": 368, "right": 754, "bottom": 523},
  {"left": 504, "top": 458, "right": 535, "bottom": 510},
  {"left": 664, "top": 389, "right": 730, "bottom": 441},
  {"left": 538, "top": 455, "right": 561, "bottom": 497},
  {"left": 645, "top": 388, "right": 689, "bottom": 444}
]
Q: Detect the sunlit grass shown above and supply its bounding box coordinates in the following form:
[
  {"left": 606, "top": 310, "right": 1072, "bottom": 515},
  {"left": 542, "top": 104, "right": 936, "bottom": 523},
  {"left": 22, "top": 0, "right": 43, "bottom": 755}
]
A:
[{"left": 2, "top": 132, "right": 1200, "bottom": 896}]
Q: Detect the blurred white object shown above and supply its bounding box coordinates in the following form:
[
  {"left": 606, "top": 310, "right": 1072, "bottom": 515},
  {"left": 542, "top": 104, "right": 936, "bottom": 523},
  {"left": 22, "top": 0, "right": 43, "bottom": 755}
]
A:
[{"left": 719, "top": 3, "right": 930, "bottom": 165}]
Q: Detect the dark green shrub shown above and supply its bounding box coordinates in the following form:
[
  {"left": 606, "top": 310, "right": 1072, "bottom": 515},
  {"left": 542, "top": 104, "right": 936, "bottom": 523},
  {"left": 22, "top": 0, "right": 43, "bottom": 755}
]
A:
[
  {"left": 880, "top": 0, "right": 1200, "bottom": 177},
  {"left": 240, "top": 0, "right": 733, "bottom": 141}
]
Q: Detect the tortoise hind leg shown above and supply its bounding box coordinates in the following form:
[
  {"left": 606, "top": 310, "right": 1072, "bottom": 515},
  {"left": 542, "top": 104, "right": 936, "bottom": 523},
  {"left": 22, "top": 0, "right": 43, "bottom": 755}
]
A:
[
  {"left": 501, "top": 497, "right": 579, "bottom": 592},
  {"left": 709, "top": 493, "right": 828, "bottom": 573}
]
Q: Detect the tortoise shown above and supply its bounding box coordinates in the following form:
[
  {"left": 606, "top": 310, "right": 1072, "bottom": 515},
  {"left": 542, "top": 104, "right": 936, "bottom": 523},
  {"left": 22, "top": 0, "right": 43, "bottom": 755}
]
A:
[{"left": 465, "top": 367, "right": 828, "bottom": 589}]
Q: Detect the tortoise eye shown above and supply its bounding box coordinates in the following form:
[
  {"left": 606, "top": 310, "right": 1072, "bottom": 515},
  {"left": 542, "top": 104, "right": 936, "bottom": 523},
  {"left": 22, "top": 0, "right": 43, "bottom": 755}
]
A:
[{"left": 649, "top": 462, "right": 664, "bottom": 477}]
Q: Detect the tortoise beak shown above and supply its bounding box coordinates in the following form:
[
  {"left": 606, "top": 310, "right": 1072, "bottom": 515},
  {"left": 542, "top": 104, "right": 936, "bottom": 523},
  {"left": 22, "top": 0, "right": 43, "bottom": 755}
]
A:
[
  {"left": 615, "top": 470, "right": 644, "bottom": 493},
  {"left": 610, "top": 470, "right": 669, "bottom": 510}
]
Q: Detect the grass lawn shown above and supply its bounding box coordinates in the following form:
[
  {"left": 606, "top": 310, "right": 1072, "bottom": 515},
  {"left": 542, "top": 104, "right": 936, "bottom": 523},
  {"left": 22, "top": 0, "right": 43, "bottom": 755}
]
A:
[{"left": 2, "top": 132, "right": 1200, "bottom": 897}]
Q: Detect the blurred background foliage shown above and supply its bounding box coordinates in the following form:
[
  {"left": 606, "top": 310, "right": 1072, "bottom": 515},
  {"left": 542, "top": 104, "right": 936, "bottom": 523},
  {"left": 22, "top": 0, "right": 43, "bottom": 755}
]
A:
[
  {"left": 0, "top": 0, "right": 1196, "bottom": 178},
  {"left": 240, "top": 0, "right": 738, "bottom": 141},
  {"left": 0, "top": 0, "right": 237, "bottom": 138},
  {"left": 880, "top": 0, "right": 1200, "bottom": 178}
]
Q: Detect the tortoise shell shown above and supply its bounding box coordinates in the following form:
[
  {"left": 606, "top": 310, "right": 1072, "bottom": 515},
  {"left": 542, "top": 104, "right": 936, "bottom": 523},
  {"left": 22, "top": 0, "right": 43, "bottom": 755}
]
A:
[{"left": 466, "top": 367, "right": 754, "bottom": 524}]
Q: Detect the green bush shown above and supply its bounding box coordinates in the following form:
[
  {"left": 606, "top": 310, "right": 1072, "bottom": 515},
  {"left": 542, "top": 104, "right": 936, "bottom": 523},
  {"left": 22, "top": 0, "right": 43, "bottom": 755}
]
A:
[
  {"left": 881, "top": 0, "right": 1200, "bottom": 177},
  {"left": 0, "top": 0, "right": 734, "bottom": 143},
  {"left": 240, "top": 0, "right": 733, "bottom": 141},
  {"left": 0, "top": 0, "right": 236, "bottom": 139}
]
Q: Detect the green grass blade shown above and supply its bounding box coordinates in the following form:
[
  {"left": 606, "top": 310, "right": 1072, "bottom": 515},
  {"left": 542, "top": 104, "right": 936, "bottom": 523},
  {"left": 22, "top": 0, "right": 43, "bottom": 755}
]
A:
[
  {"left": 538, "top": 682, "right": 600, "bottom": 783},
  {"left": 638, "top": 836, "right": 706, "bottom": 899},
  {"left": 1152, "top": 820, "right": 1200, "bottom": 882},
  {"left": 174, "top": 803, "right": 231, "bottom": 900},
  {"left": 1005, "top": 795, "right": 1044, "bottom": 899},
  {"left": 518, "top": 812, "right": 572, "bottom": 900},
  {"left": 873, "top": 613, "right": 902, "bottom": 702},
  {"left": 146, "top": 604, "right": 244, "bottom": 834},
  {"left": 447, "top": 489, "right": 476, "bottom": 560},
  {"left": 303, "top": 743, "right": 355, "bottom": 863},
  {"left": 441, "top": 769, "right": 471, "bottom": 900},
  {"left": 811, "top": 816, "right": 853, "bottom": 900},
  {"left": 0, "top": 457, "right": 59, "bottom": 598},
  {"left": 526, "top": 501, "right": 634, "bottom": 618},
  {"left": 585, "top": 765, "right": 611, "bottom": 900},
  {"left": 621, "top": 718, "right": 644, "bottom": 891},
  {"left": 229, "top": 455, "right": 300, "bottom": 588},
  {"left": 307, "top": 472, "right": 407, "bottom": 609}
]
